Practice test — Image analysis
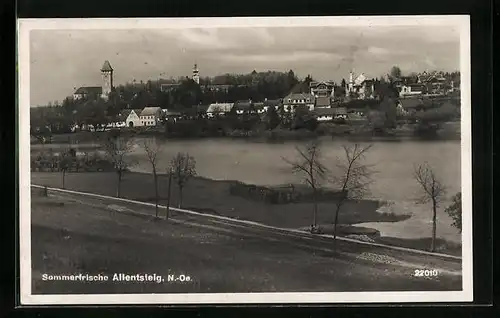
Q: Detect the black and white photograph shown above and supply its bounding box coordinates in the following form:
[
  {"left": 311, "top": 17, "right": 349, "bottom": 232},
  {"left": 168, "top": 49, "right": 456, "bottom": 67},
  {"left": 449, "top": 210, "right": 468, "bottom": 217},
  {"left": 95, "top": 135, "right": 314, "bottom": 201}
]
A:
[{"left": 19, "top": 16, "right": 472, "bottom": 305}]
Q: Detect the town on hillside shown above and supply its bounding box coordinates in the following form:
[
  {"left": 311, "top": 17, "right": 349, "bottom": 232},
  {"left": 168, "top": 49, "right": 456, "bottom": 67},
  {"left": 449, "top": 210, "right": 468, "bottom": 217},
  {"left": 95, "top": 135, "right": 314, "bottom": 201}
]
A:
[{"left": 30, "top": 60, "right": 461, "bottom": 139}]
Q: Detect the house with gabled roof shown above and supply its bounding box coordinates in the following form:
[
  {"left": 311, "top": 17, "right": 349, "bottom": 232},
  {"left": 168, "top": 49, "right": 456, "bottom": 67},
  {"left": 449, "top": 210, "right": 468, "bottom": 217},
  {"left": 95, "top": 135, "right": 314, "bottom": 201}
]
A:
[
  {"left": 399, "top": 84, "right": 427, "bottom": 97},
  {"left": 346, "top": 71, "right": 375, "bottom": 100},
  {"left": 107, "top": 109, "right": 131, "bottom": 128},
  {"left": 312, "top": 107, "right": 347, "bottom": 122},
  {"left": 282, "top": 93, "right": 315, "bottom": 113},
  {"left": 206, "top": 103, "right": 234, "bottom": 118},
  {"left": 125, "top": 109, "right": 143, "bottom": 127},
  {"left": 263, "top": 99, "right": 282, "bottom": 112},
  {"left": 73, "top": 87, "right": 103, "bottom": 100},
  {"left": 253, "top": 102, "right": 265, "bottom": 114},
  {"left": 139, "top": 106, "right": 162, "bottom": 126},
  {"left": 309, "top": 81, "right": 335, "bottom": 98},
  {"left": 233, "top": 100, "right": 255, "bottom": 115}
]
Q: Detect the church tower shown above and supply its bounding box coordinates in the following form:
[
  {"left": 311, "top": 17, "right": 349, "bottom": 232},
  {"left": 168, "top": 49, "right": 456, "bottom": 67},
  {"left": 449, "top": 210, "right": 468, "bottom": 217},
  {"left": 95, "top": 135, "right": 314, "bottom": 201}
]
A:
[
  {"left": 348, "top": 70, "right": 354, "bottom": 93},
  {"left": 192, "top": 63, "right": 200, "bottom": 84},
  {"left": 101, "top": 60, "right": 114, "bottom": 99}
]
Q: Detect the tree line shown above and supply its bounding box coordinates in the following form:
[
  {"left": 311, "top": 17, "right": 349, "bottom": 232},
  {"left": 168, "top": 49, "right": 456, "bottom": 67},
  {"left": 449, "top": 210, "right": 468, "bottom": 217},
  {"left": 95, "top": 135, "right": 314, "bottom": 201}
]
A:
[{"left": 30, "top": 66, "right": 460, "bottom": 136}]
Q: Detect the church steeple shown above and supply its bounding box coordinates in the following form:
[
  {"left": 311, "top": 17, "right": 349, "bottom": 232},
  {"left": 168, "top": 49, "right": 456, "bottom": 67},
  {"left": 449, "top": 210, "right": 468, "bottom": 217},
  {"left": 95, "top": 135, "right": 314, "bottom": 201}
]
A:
[
  {"left": 192, "top": 63, "right": 200, "bottom": 84},
  {"left": 101, "top": 60, "right": 114, "bottom": 98}
]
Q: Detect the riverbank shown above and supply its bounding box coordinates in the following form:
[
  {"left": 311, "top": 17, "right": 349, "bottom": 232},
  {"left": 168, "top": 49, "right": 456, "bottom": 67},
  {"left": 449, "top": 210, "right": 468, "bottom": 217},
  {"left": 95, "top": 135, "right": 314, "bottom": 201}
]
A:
[
  {"left": 31, "top": 120, "right": 461, "bottom": 146},
  {"left": 31, "top": 171, "right": 391, "bottom": 229},
  {"left": 30, "top": 171, "right": 461, "bottom": 256}
]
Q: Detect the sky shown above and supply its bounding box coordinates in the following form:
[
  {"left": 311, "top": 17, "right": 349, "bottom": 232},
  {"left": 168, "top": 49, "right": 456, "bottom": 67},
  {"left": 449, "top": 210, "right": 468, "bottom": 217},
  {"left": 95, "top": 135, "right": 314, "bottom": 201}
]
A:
[{"left": 29, "top": 25, "right": 461, "bottom": 106}]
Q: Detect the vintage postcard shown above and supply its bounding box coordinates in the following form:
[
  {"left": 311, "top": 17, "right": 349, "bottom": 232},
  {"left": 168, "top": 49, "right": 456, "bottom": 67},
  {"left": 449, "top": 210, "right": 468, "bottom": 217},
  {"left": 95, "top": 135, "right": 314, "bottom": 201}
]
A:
[{"left": 18, "top": 16, "right": 472, "bottom": 305}]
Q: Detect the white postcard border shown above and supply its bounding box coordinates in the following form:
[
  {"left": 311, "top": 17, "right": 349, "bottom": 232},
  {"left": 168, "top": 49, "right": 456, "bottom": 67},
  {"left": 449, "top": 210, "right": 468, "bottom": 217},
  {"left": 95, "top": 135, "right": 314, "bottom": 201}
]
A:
[{"left": 18, "top": 16, "right": 473, "bottom": 305}]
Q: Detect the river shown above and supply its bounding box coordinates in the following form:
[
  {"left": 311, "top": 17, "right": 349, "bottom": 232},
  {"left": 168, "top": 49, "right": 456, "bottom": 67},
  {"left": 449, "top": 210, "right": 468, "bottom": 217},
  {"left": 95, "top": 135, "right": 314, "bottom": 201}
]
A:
[
  {"left": 128, "top": 137, "right": 461, "bottom": 203},
  {"left": 128, "top": 137, "right": 464, "bottom": 243}
]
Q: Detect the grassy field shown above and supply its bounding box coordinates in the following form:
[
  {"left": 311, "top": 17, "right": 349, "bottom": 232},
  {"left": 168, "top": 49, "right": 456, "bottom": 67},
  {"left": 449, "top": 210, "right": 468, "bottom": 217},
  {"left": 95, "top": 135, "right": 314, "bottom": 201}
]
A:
[
  {"left": 31, "top": 172, "right": 405, "bottom": 229},
  {"left": 30, "top": 171, "right": 462, "bottom": 256},
  {"left": 30, "top": 193, "right": 462, "bottom": 294}
]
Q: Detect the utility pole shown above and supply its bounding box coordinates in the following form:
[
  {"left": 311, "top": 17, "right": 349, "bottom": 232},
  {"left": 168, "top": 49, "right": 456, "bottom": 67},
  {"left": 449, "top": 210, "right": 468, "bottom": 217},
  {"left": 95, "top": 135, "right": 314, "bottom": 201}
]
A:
[{"left": 166, "top": 169, "right": 173, "bottom": 219}]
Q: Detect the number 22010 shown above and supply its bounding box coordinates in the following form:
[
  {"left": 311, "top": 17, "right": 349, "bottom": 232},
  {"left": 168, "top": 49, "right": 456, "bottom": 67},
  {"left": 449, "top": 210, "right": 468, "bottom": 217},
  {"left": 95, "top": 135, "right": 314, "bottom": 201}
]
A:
[{"left": 414, "top": 269, "right": 439, "bottom": 277}]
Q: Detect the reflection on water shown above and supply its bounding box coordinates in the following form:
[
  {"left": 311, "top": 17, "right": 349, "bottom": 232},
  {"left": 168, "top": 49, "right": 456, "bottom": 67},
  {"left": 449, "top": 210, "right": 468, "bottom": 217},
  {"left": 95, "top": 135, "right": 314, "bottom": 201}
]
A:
[{"left": 128, "top": 137, "right": 461, "bottom": 203}]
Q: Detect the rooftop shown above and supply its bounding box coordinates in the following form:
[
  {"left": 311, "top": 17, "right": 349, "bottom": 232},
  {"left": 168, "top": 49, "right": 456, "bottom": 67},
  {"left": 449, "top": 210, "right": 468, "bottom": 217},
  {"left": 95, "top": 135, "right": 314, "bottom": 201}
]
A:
[
  {"left": 284, "top": 93, "right": 314, "bottom": 102},
  {"left": 207, "top": 103, "right": 234, "bottom": 113},
  {"left": 101, "top": 60, "right": 113, "bottom": 72},
  {"left": 74, "top": 86, "right": 102, "bottom": 95},
  {"left": 315, "top": 96, "right": 331, "bottom": 107},
  {"left": 263, "top": 99, "right": 282, "bottom": 106},
  {"left": 140, "top": 106, "right": 162, "bottom": 116}
]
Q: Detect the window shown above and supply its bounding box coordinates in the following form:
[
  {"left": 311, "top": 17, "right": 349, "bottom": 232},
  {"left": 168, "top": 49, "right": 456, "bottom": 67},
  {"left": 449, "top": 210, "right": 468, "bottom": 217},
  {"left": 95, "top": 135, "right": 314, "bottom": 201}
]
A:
[{"left": 288, "top": 99, "right": 291, "bottom": 103}]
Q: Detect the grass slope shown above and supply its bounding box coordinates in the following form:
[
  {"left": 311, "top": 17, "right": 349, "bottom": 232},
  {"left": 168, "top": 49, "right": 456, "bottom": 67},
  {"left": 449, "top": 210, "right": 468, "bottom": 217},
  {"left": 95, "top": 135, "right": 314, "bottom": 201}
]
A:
[{"left": 31, "top": 195, "right": 462, "bottom": 294}]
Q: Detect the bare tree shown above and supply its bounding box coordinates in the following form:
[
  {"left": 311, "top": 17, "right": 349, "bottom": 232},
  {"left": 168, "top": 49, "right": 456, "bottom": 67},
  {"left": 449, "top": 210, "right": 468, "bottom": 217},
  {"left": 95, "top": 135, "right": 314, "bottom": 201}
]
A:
[
  {"left": 282, "top": 140, "right": 328, "bottom": 232},
  {"left": 143, "top": 139, "right": 163, "bottom": 218},
  {"left": 102, "top": 133, "right": 136, "bottom": 198},
  {"left": 170, "top": 152, "right": 197, "bottom": 208},
  {"left": 59, "top": 151, "right": 73, "bottom": 189},
  {"left": 331, "top": 144, "right": 374, "bottom": 249},
  {"left": 413, "top": 162, "right": 447, "bottom": 252}
]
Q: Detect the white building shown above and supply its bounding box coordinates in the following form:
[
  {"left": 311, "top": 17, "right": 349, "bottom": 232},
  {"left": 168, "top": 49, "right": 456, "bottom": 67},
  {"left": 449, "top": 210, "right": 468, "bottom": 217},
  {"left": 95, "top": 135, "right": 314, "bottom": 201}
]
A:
[
  {"left": 206, "top": 103, "right": 234, "bottom": 118},
  {"left": 125, "top": 109, "right": 143, "bottom": 127},
  {"left": 399, "top": 84, "right": 427, "bottom": 97},
  {"left": 139, "top": 106, "right": 162, "bottom": 126},
  {"left": 282, "top": 93, "right": 315, "bottom": 113},
  {"left": 346, "top": 71, "right": 375, "bottom": 100}
]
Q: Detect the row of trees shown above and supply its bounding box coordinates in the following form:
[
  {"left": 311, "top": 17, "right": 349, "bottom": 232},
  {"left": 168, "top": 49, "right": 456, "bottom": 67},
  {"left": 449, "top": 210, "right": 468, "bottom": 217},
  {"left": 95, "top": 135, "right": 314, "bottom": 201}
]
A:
[
  {"left": 283, "top": 141, "right": 461, "bottom": 252},
  {"left": 53, "top": 132, "right": 197, "bottom": 218},
  {"left": 101, "top": 133, "right": 197, "bottom": 218}
]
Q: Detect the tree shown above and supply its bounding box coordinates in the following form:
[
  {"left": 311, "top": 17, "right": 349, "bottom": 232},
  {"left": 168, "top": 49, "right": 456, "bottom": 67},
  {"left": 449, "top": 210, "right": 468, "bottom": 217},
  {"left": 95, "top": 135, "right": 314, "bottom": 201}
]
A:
[
  {"left": 170, "top": 152, "right": 197, "bottom": 208},
  {"left": 102, "top": 133, "right": 136, "bottom": 198},
  {"left": 59, "top": 151, "right": 73, "bottom": 189},
  {"left": 282, "top": 140, "right": 328, "bottom": 232},
  {"left": 380, "top": 97, "right": 398, "bottom": 129},
  {"left": 331, "top": 144, "right": 374, "bottom": 249},
  {"left": 264, "top": 105, "right": 280, "bottom": 130},
  {"left": 304, "top": 74, "right": 314, "bottom": 86},
  {"left": 390, "top": 66, "right": 402, "bottom": 79},
  {"left": 445, "top": 192, "right": 462, "bottom": 233},
  {"left": 143, "top": 139, "right": 163, "bottom": 217},
  {"left": 341, "top": 78, "right": 347, "bottom": 88},
  {"left": 413, "top": 162, "right": 447, "bottom": 252}
]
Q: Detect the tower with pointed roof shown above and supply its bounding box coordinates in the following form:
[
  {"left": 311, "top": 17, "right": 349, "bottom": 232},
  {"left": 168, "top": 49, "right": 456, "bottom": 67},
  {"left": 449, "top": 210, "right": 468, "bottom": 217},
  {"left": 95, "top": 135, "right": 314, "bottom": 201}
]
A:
[
  {"left": 101, "top": 60, "right": 114, "bottom": 99},
  {"left": 192, "top": 63, "right": 200, "bottom": 84}
]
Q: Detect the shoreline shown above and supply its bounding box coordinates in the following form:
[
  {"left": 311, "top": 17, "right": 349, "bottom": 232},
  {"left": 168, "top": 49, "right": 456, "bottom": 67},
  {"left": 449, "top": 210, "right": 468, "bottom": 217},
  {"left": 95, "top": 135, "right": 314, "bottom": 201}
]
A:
[
  {"left": 31, "top": 122, "right": 461, "bottom": 145},
  {"left": 31, "top": 132, "right": 461, "bottom": 148}
]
